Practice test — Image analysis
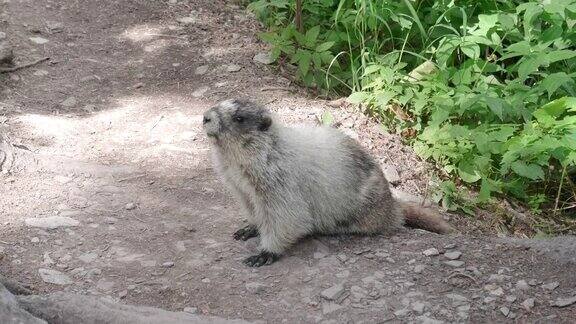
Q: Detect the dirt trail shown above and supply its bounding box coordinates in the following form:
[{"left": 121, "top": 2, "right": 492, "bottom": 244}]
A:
[{"left": 1, "top": 0, "right": 576, "bottom": 323}]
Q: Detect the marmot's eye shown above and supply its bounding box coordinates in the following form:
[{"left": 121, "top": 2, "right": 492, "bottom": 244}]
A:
[{"left": 234, "top": 116, "right": 244, "bottom": 123}]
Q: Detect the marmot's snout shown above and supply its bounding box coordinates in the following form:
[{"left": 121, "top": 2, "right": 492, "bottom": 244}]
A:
[{"left": 202, "top": 108, "right": 221, "bottom": 138}]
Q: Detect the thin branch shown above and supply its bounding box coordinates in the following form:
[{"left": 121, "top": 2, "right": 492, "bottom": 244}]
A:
[{"left": 0, "top": 57, "right": 49, "bottom": 73}]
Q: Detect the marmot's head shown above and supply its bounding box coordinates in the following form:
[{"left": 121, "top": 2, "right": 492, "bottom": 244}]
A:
[{"left": 203, "top": 99, "right": 273, "bottom": 145}]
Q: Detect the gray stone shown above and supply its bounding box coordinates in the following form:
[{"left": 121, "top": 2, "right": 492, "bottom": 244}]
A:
[
  {"left": 411, "top": 301, "right": 426, "bottom": 314},
  {"left": 414, "top": 264, "right": 425, "bottom": 274},
  {"left": 30, "top": 237, "right": 40, "bottom": 243},
  {"left": 245, "top": 282, "right": 265, "bottom": 294},
  {"left": 521, "top": 298, "right": 535, "bottom": 310},
  {"left": 320, "top": 284, "right": 345, "bottom": 301},
  {"left": 25, "top": 216, "right": 79, "bottom": 229},
  {"left": 444, "top": 260, "right": 465, "bottom": 267},
  {"left": 516, "top": 280, "right": 529, "bottom": 290},
  {"left": 500, "top": 306, "right": 510, "bottom": 317},
  {"left": 192, "top": 86, "right": 209, "bottom": 98},
  {"left": 551, "top": 296, "right": 576, "bottom": 307},
  {"left": 194, "top": 65, "right": 209, "bottom": 75},
  {"left": 422, "top": 248, "right": 439, "bottom": 256},
  {"left": 183, "top": 307, "right": 197, "bottom": 314},
  {"left": 542, "top": 281, "right": 559, "bottom": 291},
  {"left": 253, "top": 52, "right": 274, "bottom": 65},
  {"left": 162, "top": 261, "right": 175, "bottom": 268},
  {"left": 226, "top": 64, "right": 241, "bottom": 72},
  {"left": 60, "top": 96, "right": 77, "bottom": 108},
  {"left": 393, "top": 308, "right": 410, "bottom": 317},
  {"left": 382, "top": 164, "right": 400, "bottom": 184},
  {"left": 489, "top": 287, "right": 504, "bottom": 296},
  {"left": 176, "top": 17, "right": 198, "bottom": 25},
  {"left": 78, "top": 252, "right": 98, "bottom": 263},
  {"left": 505, "top": 295, "right": 517, "bottom": 303},
  {"left": 444, "top": 251, "right": 462, "bottom": 260},
  {"left": 322, "top": 302, "right": 343, "bottom": 315},
  {"left": 46, "top": 21, "right": 63, "bottom": 33},
  {"left": 29, "top": 37, "right": 49, "bottom": 44},
  {"left": 38, "top": 268, "right": 73, "bottom": 285},
  {"left": 125, "top": 203, "right": 136, "bottom": 210}
]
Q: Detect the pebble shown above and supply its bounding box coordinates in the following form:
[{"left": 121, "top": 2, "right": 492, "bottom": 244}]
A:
[
  {"left": 194, "top": 65, "right": 209, "bottom": 75},
  {"left": 489, "top": 287, "right": 504, "bottom": 296},
  {"left": 422, "top": 248, "right": 439, "bottom": 256},
  {"left": 87, "top": 268, "right": 102, "bottom": 277},
  {"left": 192, "top": 86, "right": 209, "bottom": 98},
  {"left": 78, "top": 252, "right": 98, "bottom": 263},
  {"left": 183, "top": 307, "right": 198, "bottom": 314},
  {"left": 30, "top": 237, "right": 40, "bottom": 243},
  {"left": 253, "top": 52, "right": 274, "bottom": 64},
  {"left": 225, "top": 64, "right": 241, "bottom": 72},
  {"left": 38, "top": 268, "right": 73, "bottom": 285},
  {"left": 414, "top": 264, "right": 425, "bottom": 274},
  {"left": 25, "top": 216, "right": 79, "bottom": 229},
  {"left": 521, "top": 298, "right": 535, "bottom": 310},
  {"left": 30, "top": 36, "right": 49, "bottom": 44},
  {"left": 33, "top": 70, "right": 49, "bottom": 76},
  {"left": 393, "top": 308, "right": 411, "bottom": 317},
  {"left": 162, "top": 261, "right": 175, "bottom": 268},
  {"left": 382, "top": 165, "right": 400, "bottom": 184},
  {"left": 528, "top": 279, "right": 539, "bottom": 286},
  {"left": 500, "top": 306, "right": 510, "bottom": 317},
  {"left": 516, "top": 280, "right": 529, "bottom": 290},
  {"left": 505, "top": 295, "right": 517, "bottom": 303},
  {"left": 551, "top": 296, "right": 576, "bottom": 307},
  {"left": 60, "top": 96, "right": 77, "bottom": 108},
  {"left": 444, "top": 251, "right": 462, "bottom": 260},
  {"left": 322, "top": 302, "right": 343, "bottom": 315},
  {"left": 320, "top": 284, "right": 346, "bottom": 301},
  {"left": 412, "top": 302, "right": 426, "bottom": 314},
  {"left": 245, "top": 282, "right": 266, "bottom": 294},
  {"left": 444, "top": 243, "right": 457, "bottom": 249},
  {"left": 542, "top": 281, "right": 559, "bottom": 291},
  {"left": 125, "top": 203, "right": 136, "bottom": 210},
  {"left": 176, "top": 17, "right": 197, "bottom": 25},
  {"left": 444, "top": 260, "right": 465, "bottom": 267},
  {"left": 118, "top": 290, "right": 128, "bottom": 299}
]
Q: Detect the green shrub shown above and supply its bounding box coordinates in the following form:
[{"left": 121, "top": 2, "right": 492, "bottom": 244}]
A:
[{"left": 249, "top": 0, "right": 576, "bottom": 221}]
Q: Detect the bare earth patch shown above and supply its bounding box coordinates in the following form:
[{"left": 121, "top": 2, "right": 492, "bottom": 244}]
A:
[{"left": 1, "top": 0, "right": 575, "bottom": 323}]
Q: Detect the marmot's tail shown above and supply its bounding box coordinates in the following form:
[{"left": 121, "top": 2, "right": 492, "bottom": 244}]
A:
[{"left": 399, "top": 201, "right": 454, "bottom": 234}]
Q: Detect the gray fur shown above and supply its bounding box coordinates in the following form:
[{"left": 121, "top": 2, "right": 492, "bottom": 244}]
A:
[{"left": 203, "top": 99, "right": 445, "bottom": 265}]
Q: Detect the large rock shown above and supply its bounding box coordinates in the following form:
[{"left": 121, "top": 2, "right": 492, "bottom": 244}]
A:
[
  {"left": 0, "top": 283, "right": 46, "bottom": 324},
  {"left": 18, "top": 292, "right": 252, "bottom": 324}
]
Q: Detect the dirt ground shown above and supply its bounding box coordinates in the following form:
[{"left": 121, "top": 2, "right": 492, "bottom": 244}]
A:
[{"left": 1, "top": 0, "right": 576, "bottom": 323}]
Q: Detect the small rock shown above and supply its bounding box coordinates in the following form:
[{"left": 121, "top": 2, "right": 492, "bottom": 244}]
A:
[
  {"left": 506, "top": 295, "right": 517, "bottom": 303},
  {"left": 183, "top": 307, "right": 197, "bottom": 314},
  {"left": 125, "top": 203, "right": 136, "bottom": 210},
  {"left": 87, "top": 268, "right": 102, "bottom": 277},
  {"left": 194, "top": 65, "right": 209, "bottom": 75},
  {"left": 551, "top": 296, "right": 576, "bottom": 308},
  {"left": 313, "top": 252, "right": 326, "bottom": 259},
  {"left": 60, "top": 96, "right": 77, "bottom": 107},
  {"left": 162, "top": 261, "right": 175, "bottom": 268},
  {"left": 414, "top": 264, "right": 425, "bottom": 274},
  {"left": 192, "top": 86, "right": 209, "bottom": 98},
  {"left": 25, "top": 216, "right": 79, "bottom": 229},
  {"left": 245, "top": 282, "right": 266, "bottom": 294},
  {"left": 444, "top": 260, "right": 465, "bottom": 267},
  {"left": 96, "top": 279, "right": 115, "bottom": 291},
  {"left": 528, "top": 279, "right": 539, "bottom": 286},
  {"left": 78, "top": 252, "right": 98, "bottom": 263},
  {"left": 33, "top": 69, "right": 49, "bottom": 76},
  {"left": 39, "top": 268, "right": 73, "bottom": 285},
  {"left": 253, "top": 52, "right": 274, "bottom": 65},
  {"left": 31, "top": 237, "right": 40, "bottom": 243},
  {"left": 118, "top": 290, "right": 128, "bottom": 299},
  {"left": 444, "top": 243, "right": 457, "bottom": 249},
  {"left": 489, "top": 287, "right": 504, "bottom": 296},
  {"left": 444, "top": 251, "right": 462, "bottom": 260},
  {"left": 382, "top": 164, "right": 400, "bottom": 184},
  {"left": 104, "top": 217, "right": 117, "bottom": 225},
  {"left": 422, "top": 248, "right": 439, "bottom": 256},
  {"left": 412, "top": 302, "right": 426, "bottom": 314},
  {"left": 30, "top": 37, "right": 49, "bottom": 44},
  {"left": 320, "top": 284, "right": 346, "bottom": 301},
  {"left": 500, "top": 306, "right": 510, "bottom": 317},
  {"left": 516, "top": 280, "right": 529, "bottom": 290},
  {"left": 46, "top": 21, "right": 63, "bottom": 33},
  {"left": 201, "top": 278, "right": 210, "bottom": 283},
  {"left": 42, "top": 252, "right": 54, "bottom": 265},
  {"left": 225, "top": 64, "right": 241, "bottom": 72},
  {"left": 70, "top": 267, "right": 87, "bottom": 277},
  {"left": 542, "top": 281, "right": 559, "bottom": 291},
  {"left": 521, "top": 298, "right": 535, "bottom": 310},
  {"left": 336, "top": 254, "right": 348, "bottom": 263},
  {"left": 176, "top": 17, "right": 197, "bottom": 25},
  {"left": 394, "top": 308, "right": 411, "bottom": 317}
]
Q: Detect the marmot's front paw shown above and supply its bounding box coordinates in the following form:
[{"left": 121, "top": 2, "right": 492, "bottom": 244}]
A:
[
  {"left": 243, "top": 251, "right": 279, "bottom": 267},
  {"left": 233, "top": 225, "right": 259, "bottom": 241}
]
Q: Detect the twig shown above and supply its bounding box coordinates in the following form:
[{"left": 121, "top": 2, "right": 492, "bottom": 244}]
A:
[
  {"left": 176, "top": 271, "right": 192, "bottom": 279},
  {"left": 150, "top": 115, "right": 164, "bottom": 131},
  {"left": 117, "top": 174, "right": 146, "bottom": 182},
  {"left": 0, "top": 57, "right": 49, "bottom": 73},
  {"left": 554, "top": 165, "right": 567, "bottom": 215},
  {"left": 260, "top": 86, "right": 295, "bottom": 92},
  {"left": 447, "top": 272, "right": 477, "bottom": 284}
]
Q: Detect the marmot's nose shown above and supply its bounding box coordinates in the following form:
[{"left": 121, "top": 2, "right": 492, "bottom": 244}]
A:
[{"left": 203, "top": 116, "right": 211, "bottom": 124}]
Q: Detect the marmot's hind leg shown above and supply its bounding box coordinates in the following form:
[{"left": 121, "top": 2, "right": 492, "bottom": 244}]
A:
[{"left": 233, "top": 224, "right": 259, "bottom": 241}]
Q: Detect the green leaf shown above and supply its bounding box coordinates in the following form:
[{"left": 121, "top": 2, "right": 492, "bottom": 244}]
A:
[
  {"left": 541, "top": 72, "right": 573, "bottom": 98},
  {"left": 546, "top": 50, "right": 576, "bottom": 64},
  {"left": 460, "top": 41, "right": 480, "bottom": 59},
  {"left": 298, "top": 51, "right": 312, "bottom": 76},
  {"left": 347, "top": 92, "right": 368, "bottom": 104},
  {"left": 498, "top": 13, "right": 516, "bottom": 30},
  {"left": 321, "top": 111, "right": 334, "bottom": 126},
  {"left": 305, "top": 26, "right": 321, "bottom": 46},
  {"left": 458, "top": 160, "right": 482, "bottom": 183},
  {"left": 510, "top": 161, "right": 545, "bottom": 180},
  {"left": 518, "top": 57, "right": 542, "bottom": 79},
  {"left": 485, "top": 96, "right": 504, "bottom": 120},
  {"left": 315, "top": 41, "right": 334, "bottom": 52}
]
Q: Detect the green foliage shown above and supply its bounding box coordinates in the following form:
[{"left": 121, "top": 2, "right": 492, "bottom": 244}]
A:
[{"left": 249, "top": 0, "right": 576, "bottom": 219}]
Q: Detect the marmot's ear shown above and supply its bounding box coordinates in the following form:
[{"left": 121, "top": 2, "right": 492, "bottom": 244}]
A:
[{"left": 259, "top": 114, "right": 272, "bottom": 131}]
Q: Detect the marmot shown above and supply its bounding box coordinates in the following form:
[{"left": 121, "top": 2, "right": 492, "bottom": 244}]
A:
[{"left": 203, "top": 99, "right": 453, "bottom": 267}]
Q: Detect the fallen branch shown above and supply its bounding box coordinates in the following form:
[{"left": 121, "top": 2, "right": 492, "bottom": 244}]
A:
[{"left": 0, "top": 57, "right": 49, "bottom": 73}]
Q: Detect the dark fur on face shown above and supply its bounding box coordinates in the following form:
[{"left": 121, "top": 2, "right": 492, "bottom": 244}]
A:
[{"left": 203, "top": 99, "right": 272, "bottom": 142}]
